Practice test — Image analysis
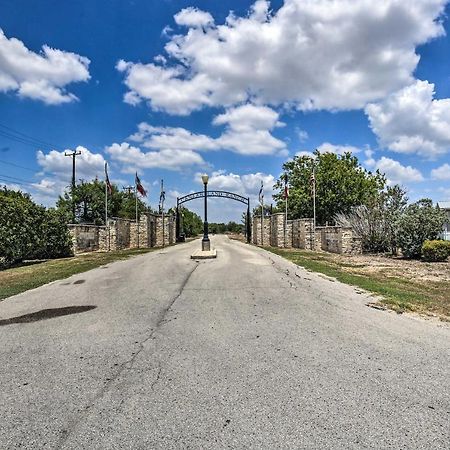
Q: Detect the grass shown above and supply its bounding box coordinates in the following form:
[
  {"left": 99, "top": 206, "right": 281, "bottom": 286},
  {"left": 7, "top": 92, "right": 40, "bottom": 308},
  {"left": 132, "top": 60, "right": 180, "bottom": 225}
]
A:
[
  {"left": 0, "top": 248, "right": 156, "bottom": 301},
  {"left": 264, "top": 247, "right": 450, "bottom": 320}
]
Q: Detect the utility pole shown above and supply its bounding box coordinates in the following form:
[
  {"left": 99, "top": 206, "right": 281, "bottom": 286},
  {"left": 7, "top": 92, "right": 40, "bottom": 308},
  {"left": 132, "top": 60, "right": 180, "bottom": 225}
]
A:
[{"left": 65, "top": 149, "right": 81, "bottom": 222}]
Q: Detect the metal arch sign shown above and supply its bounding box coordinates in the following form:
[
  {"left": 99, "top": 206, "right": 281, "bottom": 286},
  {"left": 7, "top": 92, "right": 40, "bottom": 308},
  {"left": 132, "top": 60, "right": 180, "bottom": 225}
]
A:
[{"left": 178, "top": 190, "right": 249, "bottom": 206}]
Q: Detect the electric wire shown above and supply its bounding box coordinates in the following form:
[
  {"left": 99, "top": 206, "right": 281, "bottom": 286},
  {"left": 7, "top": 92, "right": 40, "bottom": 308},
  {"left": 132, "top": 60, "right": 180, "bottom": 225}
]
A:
[
  {"left": 0, "top": 158, "right": 36, "bottom": 172},
  {"left": 0, "top": 122, "right": 65, "bottom": 150}
]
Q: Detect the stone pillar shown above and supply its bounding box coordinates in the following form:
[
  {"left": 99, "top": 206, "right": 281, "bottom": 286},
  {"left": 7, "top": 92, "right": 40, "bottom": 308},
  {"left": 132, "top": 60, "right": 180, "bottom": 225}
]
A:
[{"left": 292, "top": 219, "right": 300, "bottom": 248}]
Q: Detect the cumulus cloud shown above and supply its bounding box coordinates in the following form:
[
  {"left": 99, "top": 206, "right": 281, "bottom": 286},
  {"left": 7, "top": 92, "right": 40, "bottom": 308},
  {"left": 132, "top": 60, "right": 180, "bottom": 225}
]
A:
[
  {"left": 130, "top": 104, "right": 286, "bottom": 156},
  {"left": 316, "top": 143, "right": 361, "bottom": 155},
  {"left": 431, "top": 163, "right": 450, "bottom": 180},
  {"left": 174, "top": 7, "right": 214, "bottom": 28},
  {"left": 366, "top": 80, "right": 450, "bottom": 158},
  {"left": 105, "top": 142, "right": 205, "bottom": 172},
  {"left": 365, "top": 155, "right": 424, "bottom": 185},
  {"left": 117, "top": 0, "right": 446, "bottom": 114},
  {"left": 37, "top": 146, "right": 105, "bottom": 181},
  {"left": 199, "top": 170, "right": 276, "bottom": 203},
  {"left": 0, "top": 29, "right": 90, "bottom": 104}
]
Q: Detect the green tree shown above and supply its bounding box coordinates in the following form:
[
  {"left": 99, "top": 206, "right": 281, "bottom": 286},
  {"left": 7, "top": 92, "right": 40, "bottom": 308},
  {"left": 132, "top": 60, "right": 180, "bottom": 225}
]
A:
[
  {"left": 56, "top": 180, "right": 149, "bottom": 225},
  {"left": 397, "top": 199, "right": 446, "bottom": 259},
  {"left": 0, "top": 188, "right": 71, "bottom": 267},
  {"left": 274, "top": 151, "right": 385, "bottom": 224},
  {"left": 178, "top": 207, "right": 203, "bottom": 237}
]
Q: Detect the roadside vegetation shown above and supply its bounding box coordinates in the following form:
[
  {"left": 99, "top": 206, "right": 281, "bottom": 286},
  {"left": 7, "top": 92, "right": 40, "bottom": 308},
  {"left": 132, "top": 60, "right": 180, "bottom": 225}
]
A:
[
  {"left": 272, "top": 151, "right": 447, "bottom": 260},
  {"left": 0, "top": 248, "right": 155, "bottom": 301},
  {"left": 266, "top": 246, "right": 450, "bottom": 320}
]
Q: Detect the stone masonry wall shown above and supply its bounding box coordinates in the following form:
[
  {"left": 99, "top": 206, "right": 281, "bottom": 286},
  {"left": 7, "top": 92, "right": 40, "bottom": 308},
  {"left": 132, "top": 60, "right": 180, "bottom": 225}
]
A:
[
  {"left": 68, "top": 212, "right": 175, "bottom": 254},
  {"left": 270, "top": 213, "right": 293, "bottom": 248},
  {"left": 68, "top": 224, "right": 99, "bottom": 254},
  {"left": 252, "top": 215, "right": 271, "bottom": 246},
  {"left": 253, "top": 213, "right": 361, "bottom": 255}
]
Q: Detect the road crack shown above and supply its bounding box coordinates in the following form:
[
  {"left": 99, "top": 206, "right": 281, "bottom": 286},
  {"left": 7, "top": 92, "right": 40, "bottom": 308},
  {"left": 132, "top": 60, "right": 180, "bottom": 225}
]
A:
[{"left": 57, "top": 262, "right": 199, "bottom": 448}]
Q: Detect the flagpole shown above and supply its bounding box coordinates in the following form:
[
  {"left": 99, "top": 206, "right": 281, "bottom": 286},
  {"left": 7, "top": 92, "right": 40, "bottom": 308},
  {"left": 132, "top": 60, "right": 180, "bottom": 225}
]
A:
[
  {"left": 135, "top": 184, "right": 139, "bottom": 248},
  {"left": 312, "top": 164, "right": 316, "bottom": 250},
  {"left": 285, "top": 192, "right": 288, "bottom": 248},
  {"left": 161, "top": 179, "right": 165, "bottom": 247},
  {"left": 105, "top": 163, "right": 110, "bottom": 251},
  {"left": 261, "top": 197, "right": 264, "bottom": 246},
  {"left": 284, "top": 174, "right": 287, "bottom": 248}
]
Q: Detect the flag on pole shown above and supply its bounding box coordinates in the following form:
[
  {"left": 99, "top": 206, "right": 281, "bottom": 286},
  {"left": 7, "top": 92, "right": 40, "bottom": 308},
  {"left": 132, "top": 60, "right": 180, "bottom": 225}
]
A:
[
  {"left": 283, "top": 174, "right": 289, "bottom": 199},
  {"left": 105, "top": 162, "right": 112, "bottom": 195},
  {"left": 159, "top": 182, "right": 165, "bottom": 205},
  {"left": 258, "top": 180, "right": 264, "bottom": 205},
  {"left": 135, "top": 173, "right": 147, "bottom": 197}
]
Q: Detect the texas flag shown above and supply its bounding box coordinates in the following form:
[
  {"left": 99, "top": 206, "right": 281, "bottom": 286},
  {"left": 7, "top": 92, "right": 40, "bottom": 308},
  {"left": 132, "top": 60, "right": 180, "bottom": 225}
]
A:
[
  {"left": 135, "top": 172, "right": 147, "bottom": 197},
  {"left": 284, "top": 175, "right": 289, "bottom": 199}
]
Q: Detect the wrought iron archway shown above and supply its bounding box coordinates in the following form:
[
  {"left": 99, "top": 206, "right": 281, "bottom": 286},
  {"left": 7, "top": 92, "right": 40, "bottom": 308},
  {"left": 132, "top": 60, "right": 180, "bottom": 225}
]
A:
[{"left": 176, "top": 190, "right": 251, "bottom": 243}]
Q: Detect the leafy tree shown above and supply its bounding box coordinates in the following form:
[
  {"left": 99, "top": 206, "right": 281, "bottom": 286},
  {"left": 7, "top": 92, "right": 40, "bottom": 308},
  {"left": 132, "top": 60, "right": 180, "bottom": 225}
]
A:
[
  {"left": 0, "top": 188, "right": 71, "bottom": 267},
  {"left": 274, "top": 151, "right": 385, "bottom": 224},
  {"left": 252, "top": 204, "right": 274, "bottom": 216},
  {"left": 397, "top": 199, "right": 446, "bottom": 258},
  {"left": 178, "top": 206, "right": 203, "bottom": 237},
  {"left": 56, "top": 179, "right": 149, "bottom": 225}
]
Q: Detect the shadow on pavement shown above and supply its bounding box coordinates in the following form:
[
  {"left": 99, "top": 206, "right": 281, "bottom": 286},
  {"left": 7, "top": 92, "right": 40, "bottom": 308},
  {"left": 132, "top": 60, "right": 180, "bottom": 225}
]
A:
[{"left": 0, "top": 305, "right": 97, "bottom": 326}]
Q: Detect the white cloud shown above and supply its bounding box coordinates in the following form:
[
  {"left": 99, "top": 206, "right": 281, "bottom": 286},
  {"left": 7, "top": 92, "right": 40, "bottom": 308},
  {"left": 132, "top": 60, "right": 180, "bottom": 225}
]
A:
[
  {"left": 37, "top": 146, "right": 105, "bottom": 182},
  {"left": 130, "top": 123, "right": 217, "bottom": 152},
  {"left": 174, "top": 7, "right": 214, "bottom": 28},
  {"left": 365, "top": 156, "right": 424, "bottom": 185},
  {"left": 295, "top": 150, "right": 314, "bottom": 158},
  {"left": 117, "top": 0, "right": 446, "bottom": 114},
  {"left": 317, "top": 142, "right": 361, "bottom": 155},
  {"left": 297, "top": 129, "right": 309, "bottom": 143},
  {"left": 198, "top": 170, "right": 276, "bottom": 203},
  {"left": 0, "top": 29, "right": 90, "bottom": 104},
  {"left": 431, "top": 163, "right": 450, "bottom": 180},
  {"left": 366, "top": 80, "right": 450, "bottom": 158},
  {"left": 130, "top": 104, "right": 286, "bottom": 156},
  {"left": 105, "top": 142, "right": 205, "bottom": 172}
]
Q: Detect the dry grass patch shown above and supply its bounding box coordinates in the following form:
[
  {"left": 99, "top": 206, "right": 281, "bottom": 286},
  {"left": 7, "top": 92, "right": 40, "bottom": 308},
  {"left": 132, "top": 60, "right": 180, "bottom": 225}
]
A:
[{"left": 265, "top": 246, "right": 450, "bottom": 320}]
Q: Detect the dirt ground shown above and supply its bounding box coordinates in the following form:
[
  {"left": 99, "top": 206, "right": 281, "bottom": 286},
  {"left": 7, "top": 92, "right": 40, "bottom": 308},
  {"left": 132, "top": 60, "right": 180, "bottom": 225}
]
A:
[{"left": 320, "top": 252, "right": 450, "bottom": 283}]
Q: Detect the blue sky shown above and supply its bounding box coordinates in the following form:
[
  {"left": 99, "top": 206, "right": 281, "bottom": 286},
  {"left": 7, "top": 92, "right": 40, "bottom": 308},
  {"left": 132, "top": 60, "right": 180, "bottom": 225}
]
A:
[{"left": 1, "top": 0, "right": 449, "bottom": 222}]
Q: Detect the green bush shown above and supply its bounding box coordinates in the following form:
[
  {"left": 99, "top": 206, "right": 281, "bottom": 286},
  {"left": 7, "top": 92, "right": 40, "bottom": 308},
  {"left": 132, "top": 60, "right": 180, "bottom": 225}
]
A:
[
  {"left": 422, "top": 240, "right": 450, "bottom": 262},
  {"left": 0, "top": 188, "right": 72, "bottom": 268},
  {"left": 397, "top": 199, "right": 447, "bottom": 259}
]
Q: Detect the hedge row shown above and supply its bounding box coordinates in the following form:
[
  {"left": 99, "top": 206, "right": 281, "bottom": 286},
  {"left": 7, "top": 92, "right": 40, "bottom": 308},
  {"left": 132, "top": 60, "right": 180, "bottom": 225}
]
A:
[{"left": 0, "top": 189, "right": 72, "bottom": 268}]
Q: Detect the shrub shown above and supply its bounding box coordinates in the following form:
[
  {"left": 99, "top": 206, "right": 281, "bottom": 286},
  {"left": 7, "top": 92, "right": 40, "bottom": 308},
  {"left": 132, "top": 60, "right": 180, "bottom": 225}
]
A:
[
  {"left": 422, "top": 240, "right": 450, "bottom": 262},
  {"left": 0, "top": 188, "right": 72, "bottom": 268},
  {"left": 397, "top": 199, "right": 447, "bottom": 259}
]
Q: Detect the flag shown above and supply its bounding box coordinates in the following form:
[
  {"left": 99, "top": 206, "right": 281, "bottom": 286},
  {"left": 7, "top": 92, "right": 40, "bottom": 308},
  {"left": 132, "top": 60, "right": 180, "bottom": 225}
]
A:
[
  {"left": 105, "top": 162, "right": 112, "bottom": 195},
  {"left": 159, "top": 180, "right": 165, "bottom": 204},
  {"left": 284, "top": 175, "right": 289, "bottom": 199},
  {"left": 135, "top": 173, "right": 147, "bottom": 197},
  {"left": 258, "top": 181, "right": 264, "bottom": 205}
]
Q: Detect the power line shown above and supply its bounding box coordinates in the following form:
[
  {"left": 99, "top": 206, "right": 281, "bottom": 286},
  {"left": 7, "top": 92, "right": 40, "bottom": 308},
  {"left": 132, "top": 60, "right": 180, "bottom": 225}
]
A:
[
  {"left": 0, "top": 122, "right": 65, "bottom": 151},
  {"left": 0, "top": 173, "right": 37, "bottom": 185},
  {"left": 0, "top": 158, "right": 36, "bottom": 172}
]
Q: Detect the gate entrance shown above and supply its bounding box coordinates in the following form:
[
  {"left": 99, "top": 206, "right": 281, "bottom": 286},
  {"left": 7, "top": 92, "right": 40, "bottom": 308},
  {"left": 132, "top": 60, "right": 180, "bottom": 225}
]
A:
[{"left": 176, "top": 191, "right": 251, "bottom": 243}]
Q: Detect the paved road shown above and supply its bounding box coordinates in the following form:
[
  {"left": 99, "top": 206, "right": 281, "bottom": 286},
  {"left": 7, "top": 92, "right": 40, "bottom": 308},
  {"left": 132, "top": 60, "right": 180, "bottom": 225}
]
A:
[{"left": 0, "top": 236, "right": 449, "bottom": 449}]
